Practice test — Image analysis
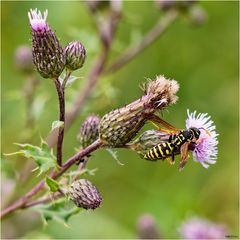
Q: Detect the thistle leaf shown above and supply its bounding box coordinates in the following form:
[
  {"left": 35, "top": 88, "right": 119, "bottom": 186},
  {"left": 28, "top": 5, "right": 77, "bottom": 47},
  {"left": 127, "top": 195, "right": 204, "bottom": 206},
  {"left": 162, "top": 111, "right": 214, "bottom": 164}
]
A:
[
  {"left": 33, "top": 199, "right": 81, "bottom": 226},
  {"left": 5, "top": 140, "right": 56, "bottom": 174},
  {"left": 45, "top": 177, "right": 60, "bottom": 192},
  {"left": 106, "top": 148, "right": 124, "bottom": 166}
]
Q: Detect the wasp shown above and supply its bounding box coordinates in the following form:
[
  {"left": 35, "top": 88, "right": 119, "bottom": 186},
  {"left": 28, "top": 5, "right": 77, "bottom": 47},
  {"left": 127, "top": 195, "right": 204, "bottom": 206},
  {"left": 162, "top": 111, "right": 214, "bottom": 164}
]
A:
[{"left": 144, "top": 114, "right": 205, "bottom": 169}]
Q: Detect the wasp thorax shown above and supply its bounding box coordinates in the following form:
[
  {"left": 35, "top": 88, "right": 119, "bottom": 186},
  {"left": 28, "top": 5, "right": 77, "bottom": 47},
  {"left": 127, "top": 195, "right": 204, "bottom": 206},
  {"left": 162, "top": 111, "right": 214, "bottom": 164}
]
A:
[
  {"left": 99, "top": 76, "right": 179, "bottom": 147},
  {"left": 68, "top": 179, "right": 102, "bottom": 210}
]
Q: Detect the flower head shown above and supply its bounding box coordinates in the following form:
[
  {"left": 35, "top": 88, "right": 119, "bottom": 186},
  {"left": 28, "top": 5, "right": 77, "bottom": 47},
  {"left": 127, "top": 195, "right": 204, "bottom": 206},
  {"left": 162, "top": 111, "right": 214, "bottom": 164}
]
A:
[
  {"left": 28, "top": 8, "right": 48, "bottom": 32},
  {"left": 179, "top": 217, "right": 227, "bottom": 239},
  {"left": 64, "top": 41, "right": 86, "bottom": 71},
  {"left": 28, "top": 8, "right": 66, "bottom": 79},
  {"left": 68, "top": 179, "right": 102, "bottom": 210},
  {"left": 77, "top": 115, "right": 100, "bottom": 148},
  {"left": 137, "top": 214, "right": 161, "bottom": 239},
  {"left": 99, "top": 75, "right": 179, "bottom": 147},
  {"left": 15, "top": 45, "right": 33, "bottom": 73},
  {"left": 186, "top": 110, "right": 218, "bottom": 168}
]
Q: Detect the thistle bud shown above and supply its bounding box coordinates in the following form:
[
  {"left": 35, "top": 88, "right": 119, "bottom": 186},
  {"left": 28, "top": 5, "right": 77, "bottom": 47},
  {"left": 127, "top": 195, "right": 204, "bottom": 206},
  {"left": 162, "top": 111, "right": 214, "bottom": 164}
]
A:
[
  {"left": 137, "top": 214, "right": 161, "bottom": 239},
  {"left": 64, "top": 41, "right": 86, "bottom": 71},
  {"left": 99, "top": 76, "right": 179, "bottom": 147},
  {"left": 77, "top": 115, "right": 100, "bottom": 148},
  {"left": 28, "top": 9, "right": 66, "bottom": 79},
  {"left": 129, "top": 130, "right": 169, "bottom": 157},
  {"left": 15, "top": 46, "right": 34, "bottom": 73},
  {"left": 155, "top": 0, "right": 196, "bottom": 12},
  {"left": 68, "top": 179, "right": 102, "bottom": 210}
]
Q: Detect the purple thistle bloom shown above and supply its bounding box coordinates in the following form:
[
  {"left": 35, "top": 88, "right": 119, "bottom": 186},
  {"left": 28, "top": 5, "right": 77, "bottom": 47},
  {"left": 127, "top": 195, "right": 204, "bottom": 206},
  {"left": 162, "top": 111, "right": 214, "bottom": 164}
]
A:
[
  {"left": 186, "top": 110, "right": 219, "bottom": 168},
  {"left": 28, "top": 9, "right": 48, "bottom": 32},
  {"left": 179, "top": 217, "right": 227, "bottom": 239},
  {"left": 28, "top": 8, "right": 65, "bottom": 79}
]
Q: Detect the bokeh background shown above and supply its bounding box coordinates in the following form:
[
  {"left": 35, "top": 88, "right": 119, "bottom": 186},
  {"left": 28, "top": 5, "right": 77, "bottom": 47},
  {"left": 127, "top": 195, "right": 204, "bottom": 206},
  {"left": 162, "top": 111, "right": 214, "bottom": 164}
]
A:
[{"left": 1, "top": 1, "right": 239, "bottom": 239}]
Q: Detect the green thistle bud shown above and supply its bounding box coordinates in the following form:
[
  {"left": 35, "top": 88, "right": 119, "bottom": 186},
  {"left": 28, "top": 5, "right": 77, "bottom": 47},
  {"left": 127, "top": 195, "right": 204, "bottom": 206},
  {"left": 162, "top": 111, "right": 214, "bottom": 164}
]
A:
[
  {"left": 99, "top": 76, "right": 179, "bottom": 147},
  {"left": 64, "top": 41, "right": 86, "bottom": 71},
  {"left": 77, "top": 115, "right": 100, "bottom": 148},
  {"left": 129, "top": 130, "right": 169, "bottom": 157},
  {"left": 28, "top": 9, "right": 66, "bottom": 79},
  {"left": 68, "top": 179, "right": 102, "bottom": 210}
]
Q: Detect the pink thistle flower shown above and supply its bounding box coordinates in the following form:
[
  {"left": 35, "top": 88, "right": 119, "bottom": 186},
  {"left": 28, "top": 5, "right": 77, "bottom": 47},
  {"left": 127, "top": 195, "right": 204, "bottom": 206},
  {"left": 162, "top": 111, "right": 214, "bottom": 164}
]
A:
[
  {"left": 186, "top": 110, "right": 219, "bottom": 168},
  {"left": 28, "top": 8, "right": 48, "bottom": 32},
  {"left": 28, "top": 8, "right": 65, "bottom": 79},
  {"left": 179, "top": 217, "right": 228, "bottom": 239}
]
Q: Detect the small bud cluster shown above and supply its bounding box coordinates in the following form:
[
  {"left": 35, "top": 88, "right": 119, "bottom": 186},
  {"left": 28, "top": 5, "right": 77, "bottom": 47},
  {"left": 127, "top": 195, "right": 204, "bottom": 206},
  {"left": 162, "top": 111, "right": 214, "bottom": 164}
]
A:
[
  {"left": 68, "top": 179, "right": 102, "bottom": 210},
  {"left": 28, "top": 9, "right": 86, "bottom": 79},
  {"left": 77, "top": 115, "right": 100, "bottom": 148},
  {"left": 99, "top": 76, "right": 179, "bottom": 147}
]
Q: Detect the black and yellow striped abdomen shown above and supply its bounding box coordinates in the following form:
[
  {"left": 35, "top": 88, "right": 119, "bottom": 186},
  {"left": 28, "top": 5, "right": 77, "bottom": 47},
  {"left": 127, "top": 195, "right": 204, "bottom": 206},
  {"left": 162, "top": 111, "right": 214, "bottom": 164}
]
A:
[{"left": 144, "top": 142, "right": 175, "bottom": 160}]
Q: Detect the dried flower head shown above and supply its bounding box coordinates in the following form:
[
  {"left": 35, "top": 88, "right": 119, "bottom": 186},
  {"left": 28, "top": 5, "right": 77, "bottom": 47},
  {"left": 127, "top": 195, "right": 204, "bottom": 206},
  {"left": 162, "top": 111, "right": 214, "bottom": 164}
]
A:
[
  {"left": 68, "top": 179, "right": 102, "bottom": 210},
  {"left": 179, "top": 217, "right": 228, "bottom": 239},
  {"left": 77, "top": 115, "right": 100, "bottom": 148},
  {"left": 186, "top": 110, "right": 218, "bottom": 168},
  {"left": 137, "top": 214, "right": 161, "bottom": 239},
  {"left": 64, "top": 41, "right": 86, "bottom": 71},
  {"left": 28, "top": 9, "right": 66, "bottom": 79},
  {"left": 15, "top": 46, "right": 34, "bottom": 73},
  {"left": 99, "top": 75, "right": 179, "bottom": 147}
]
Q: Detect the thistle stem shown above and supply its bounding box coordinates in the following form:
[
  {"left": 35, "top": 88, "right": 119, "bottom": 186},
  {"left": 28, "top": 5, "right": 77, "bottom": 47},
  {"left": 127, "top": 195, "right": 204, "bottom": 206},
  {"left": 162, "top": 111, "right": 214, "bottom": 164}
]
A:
[
  {"left": 104, "top": 10, "right": 178, "bottom": 74},
  {"left": 0, "top": 139, "right": 103, "bottom": 219},
  {"left": 54, "top": 78, "right": 65, "bottom": 166}
]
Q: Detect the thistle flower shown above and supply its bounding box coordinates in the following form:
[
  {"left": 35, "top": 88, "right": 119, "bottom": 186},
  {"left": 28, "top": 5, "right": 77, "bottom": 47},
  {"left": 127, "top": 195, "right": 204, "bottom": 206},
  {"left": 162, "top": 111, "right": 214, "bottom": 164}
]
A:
[
  {"left": 28, "top": 9, "right": 66, "bottom": 79},
  {"left": 99, "top": 76, "right": 179, "bottom": 147},
  {"left": 15, "top": 46, "right": 34, "bottom": 73},
  {"left": 68, "top": 179, "right": 102, "bottom": 210},
  {"left": 64, "top": 41, "right": 86, "bottom": 71},
  {"left": 137, "top": 214, "right": 161, "bottom": 239},
  {"left": 77, "top": 115, "right": 100, "bottom": 148},
  {"left": 186, "top": 110, "right": 219, "bottom": 168},
  {"left": 179, "top": 217, "right": 228, "bottom": 239}
]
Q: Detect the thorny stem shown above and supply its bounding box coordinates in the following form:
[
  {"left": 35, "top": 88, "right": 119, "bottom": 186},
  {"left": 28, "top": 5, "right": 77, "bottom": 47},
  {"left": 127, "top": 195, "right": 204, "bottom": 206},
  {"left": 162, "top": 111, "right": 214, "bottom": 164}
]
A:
[
  {"left": 1, "top": 139, "right": 103, "bottom": 219},
  {"left": 54, "top": 78, "right": 65, "bottom": 166},
  {"left": 104, "top": 10, "right": 178, "bottom": 74}
]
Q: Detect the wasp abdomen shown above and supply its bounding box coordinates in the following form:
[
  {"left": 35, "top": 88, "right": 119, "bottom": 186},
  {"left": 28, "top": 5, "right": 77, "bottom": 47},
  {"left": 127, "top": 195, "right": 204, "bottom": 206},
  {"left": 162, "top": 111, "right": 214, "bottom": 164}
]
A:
[{"left": 144, "top": 142, "right": 174, "bottom": 160}]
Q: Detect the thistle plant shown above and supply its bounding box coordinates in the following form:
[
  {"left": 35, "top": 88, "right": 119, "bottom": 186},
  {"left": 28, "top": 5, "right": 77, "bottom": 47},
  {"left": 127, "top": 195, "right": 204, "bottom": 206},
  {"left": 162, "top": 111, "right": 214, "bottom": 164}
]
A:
[{"left": 2, "top": 3, "right": 219, "bottom": 233}]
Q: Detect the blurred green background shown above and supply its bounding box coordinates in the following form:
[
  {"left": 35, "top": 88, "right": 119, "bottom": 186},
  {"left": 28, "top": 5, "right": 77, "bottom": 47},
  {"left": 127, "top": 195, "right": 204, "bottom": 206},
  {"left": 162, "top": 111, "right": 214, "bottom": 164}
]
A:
[{"left": 1, "top": 1, "right": 239, "bottom": 239}]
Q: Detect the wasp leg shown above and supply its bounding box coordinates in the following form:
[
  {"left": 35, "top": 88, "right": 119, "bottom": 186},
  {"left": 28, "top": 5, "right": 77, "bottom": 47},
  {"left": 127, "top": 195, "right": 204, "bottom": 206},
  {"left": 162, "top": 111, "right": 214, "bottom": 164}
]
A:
[
  {"left": 171, "top": 151, "right": 175, "bottom": 163},
  {"left": 179, "top": 143, "right": 190, "bottom": 170},
  {"left": 167, "top": 157, "right": 175, "bottom": 165}
]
